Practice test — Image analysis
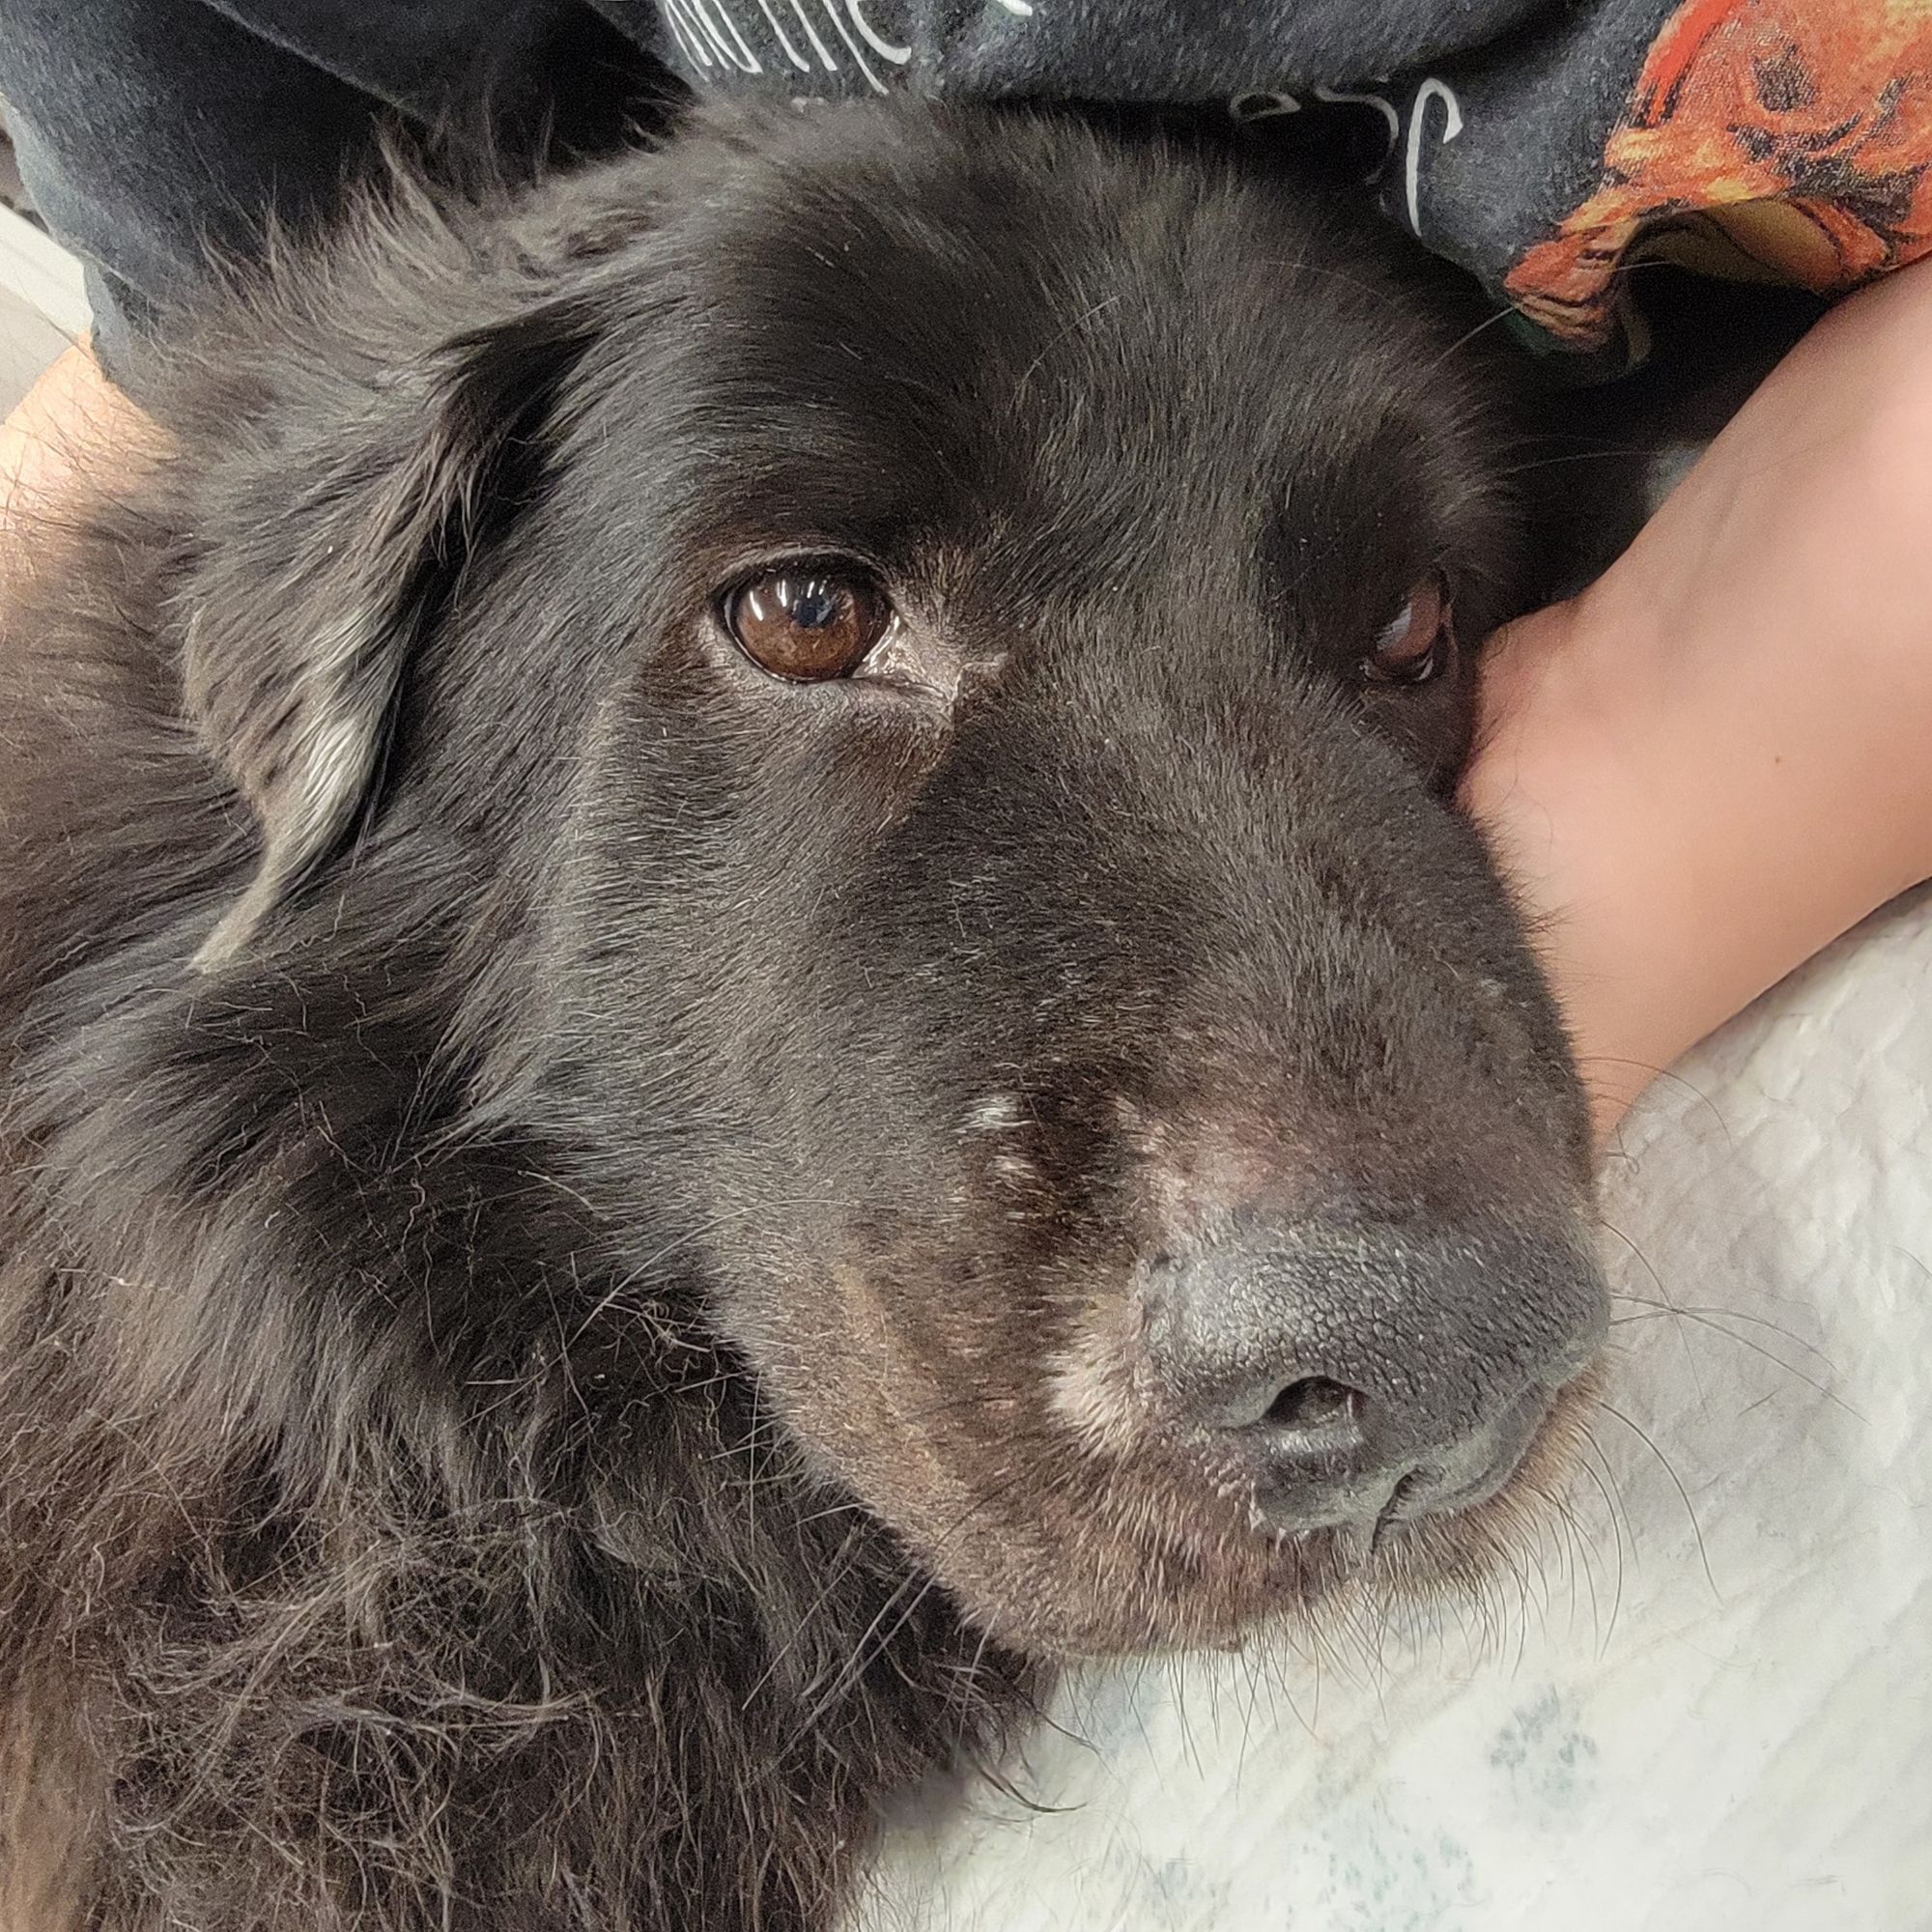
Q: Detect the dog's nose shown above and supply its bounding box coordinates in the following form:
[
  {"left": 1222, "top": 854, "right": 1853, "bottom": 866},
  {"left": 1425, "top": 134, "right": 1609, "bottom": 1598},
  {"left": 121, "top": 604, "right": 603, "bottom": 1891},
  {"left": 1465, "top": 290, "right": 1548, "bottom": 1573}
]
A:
[{"left": 1144, "top": 1214, "right": 1605, "bottom": 1531}]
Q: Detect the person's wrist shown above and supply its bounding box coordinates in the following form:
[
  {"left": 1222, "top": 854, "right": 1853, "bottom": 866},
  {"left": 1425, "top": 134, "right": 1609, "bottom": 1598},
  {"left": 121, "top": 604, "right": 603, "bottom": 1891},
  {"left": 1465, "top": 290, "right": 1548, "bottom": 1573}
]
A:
[
  {"left": 1, "top": 341, "right": 158, "bottom": 554},
  {"left": 1467, "top": 528, "right": 1932, "bottom": 1150},
  {"left": 1464, "top": 593, "right": 1688, "bottom": 1138}
]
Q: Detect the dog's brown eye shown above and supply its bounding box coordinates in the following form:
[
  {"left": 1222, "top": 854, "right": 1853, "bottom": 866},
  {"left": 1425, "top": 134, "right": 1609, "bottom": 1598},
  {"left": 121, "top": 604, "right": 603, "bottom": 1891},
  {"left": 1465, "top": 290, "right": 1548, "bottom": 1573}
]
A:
[
  {"left": 724, "top": 567, "right": 892, "bottom": 681},
  {"left": 1364, "top": 577, "right": 1454, "bottom": 687}
]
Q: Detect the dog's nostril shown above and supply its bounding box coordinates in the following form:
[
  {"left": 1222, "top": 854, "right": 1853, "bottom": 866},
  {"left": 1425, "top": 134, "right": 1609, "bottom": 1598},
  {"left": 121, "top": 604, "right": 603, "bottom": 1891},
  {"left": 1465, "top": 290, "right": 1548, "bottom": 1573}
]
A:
[{"left": 1258, "top": 1375, "right": 1365, "bottom": 1440}]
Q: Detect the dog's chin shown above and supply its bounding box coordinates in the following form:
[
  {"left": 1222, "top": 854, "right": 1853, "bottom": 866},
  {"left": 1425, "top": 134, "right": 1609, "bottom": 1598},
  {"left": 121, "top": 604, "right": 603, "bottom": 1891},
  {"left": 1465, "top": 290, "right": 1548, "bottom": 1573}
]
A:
[{"left": 947, "top": 1371, "right": 1602, "bottom": 1662}]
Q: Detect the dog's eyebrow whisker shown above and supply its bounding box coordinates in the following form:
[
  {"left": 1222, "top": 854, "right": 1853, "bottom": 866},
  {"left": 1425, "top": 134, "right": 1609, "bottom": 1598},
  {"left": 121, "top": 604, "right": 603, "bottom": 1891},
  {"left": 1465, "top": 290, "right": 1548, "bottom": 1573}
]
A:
[
  {"left": 1491, "top": 446, "right": 1660, "bottom": 482},
  {"left": 1012, "top": 290, "right": 1125, "bottom": 406},
  {"left": 1256, "top": 254, "right": 1407, "bottom": 315},
  {"left": 1423, "top": 300, "right": 1524, "bottom": 375}
]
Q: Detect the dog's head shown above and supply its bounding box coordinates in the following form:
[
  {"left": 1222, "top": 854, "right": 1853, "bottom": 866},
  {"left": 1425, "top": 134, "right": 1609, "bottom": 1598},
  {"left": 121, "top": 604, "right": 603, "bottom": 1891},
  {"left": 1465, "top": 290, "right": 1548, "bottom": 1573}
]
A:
[{"left": 181, "top": 104, "right": 1605, "bottom": 1657}]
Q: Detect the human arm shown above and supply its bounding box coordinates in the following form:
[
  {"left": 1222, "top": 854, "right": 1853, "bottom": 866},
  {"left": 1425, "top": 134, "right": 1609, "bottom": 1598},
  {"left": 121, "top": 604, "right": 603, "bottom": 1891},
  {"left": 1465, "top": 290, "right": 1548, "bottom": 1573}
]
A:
[{"left": 1465, "top": 260, "right": 1932, "bottom": 1144}]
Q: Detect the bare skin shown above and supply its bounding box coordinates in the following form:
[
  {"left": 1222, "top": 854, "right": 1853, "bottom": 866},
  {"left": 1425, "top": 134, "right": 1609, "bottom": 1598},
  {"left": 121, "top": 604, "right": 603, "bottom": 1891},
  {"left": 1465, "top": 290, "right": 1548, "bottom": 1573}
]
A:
[
  {"left": 0, "top": 341, "right": 143, "bottom": 542},
  {"left": 8, "top": 265, "right": 1932, "bottom": 1149},
  {"left": 1467, "top": 258, "right": 1932, "bottom": 1140}
]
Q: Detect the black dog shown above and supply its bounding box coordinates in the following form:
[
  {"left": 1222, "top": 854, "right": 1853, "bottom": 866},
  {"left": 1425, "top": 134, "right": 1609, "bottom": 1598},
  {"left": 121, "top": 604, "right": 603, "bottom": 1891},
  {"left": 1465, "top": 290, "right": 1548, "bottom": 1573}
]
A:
[{"left": 0, "top": 102, "right": 1610, "bottom": 1931}]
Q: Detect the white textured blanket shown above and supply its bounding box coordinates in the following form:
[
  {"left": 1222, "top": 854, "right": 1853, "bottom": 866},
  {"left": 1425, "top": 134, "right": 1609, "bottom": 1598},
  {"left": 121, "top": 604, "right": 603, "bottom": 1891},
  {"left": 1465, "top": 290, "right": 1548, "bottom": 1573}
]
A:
[{"left": 867, "top": 885, "right": 1932, "bottom": 1932}]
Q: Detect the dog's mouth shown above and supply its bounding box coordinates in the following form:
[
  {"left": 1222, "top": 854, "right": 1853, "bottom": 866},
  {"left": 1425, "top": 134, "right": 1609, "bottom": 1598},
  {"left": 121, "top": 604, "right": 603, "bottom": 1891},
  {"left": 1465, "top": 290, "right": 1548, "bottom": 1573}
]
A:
[
  {"left": 928, "top": 1209, "right": 1610, "bottom": 1654},
  {"left": 1376, "top": 1381, "right": 1555, "bottom": 1532},
  {"left": 764, "top": 1187, "right": 1608, "bottom": 1660},
  {"left": 930, "top": 1362, "right": 1604, "bottom": 1660}
]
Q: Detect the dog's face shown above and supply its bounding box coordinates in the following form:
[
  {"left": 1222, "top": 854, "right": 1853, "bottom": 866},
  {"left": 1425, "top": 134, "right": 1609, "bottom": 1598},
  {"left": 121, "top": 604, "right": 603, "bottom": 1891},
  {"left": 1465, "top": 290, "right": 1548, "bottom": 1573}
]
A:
[{"left": 191, "top": 106, "right": 1605, "bottom": 1657}]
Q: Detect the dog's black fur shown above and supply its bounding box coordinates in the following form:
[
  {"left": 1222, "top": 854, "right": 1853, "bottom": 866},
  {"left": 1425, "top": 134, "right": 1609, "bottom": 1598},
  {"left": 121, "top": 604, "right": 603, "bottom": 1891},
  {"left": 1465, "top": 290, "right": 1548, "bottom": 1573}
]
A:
[{"left": 1, "top": 103, "right": 1615, "bottom": 1930}]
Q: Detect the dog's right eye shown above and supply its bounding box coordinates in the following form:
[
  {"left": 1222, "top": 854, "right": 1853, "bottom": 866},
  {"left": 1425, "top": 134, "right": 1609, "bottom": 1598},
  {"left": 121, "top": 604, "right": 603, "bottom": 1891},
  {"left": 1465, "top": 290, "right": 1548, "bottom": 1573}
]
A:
[{"left": 723, "top": 566, "right": 894, "bottom": 682}]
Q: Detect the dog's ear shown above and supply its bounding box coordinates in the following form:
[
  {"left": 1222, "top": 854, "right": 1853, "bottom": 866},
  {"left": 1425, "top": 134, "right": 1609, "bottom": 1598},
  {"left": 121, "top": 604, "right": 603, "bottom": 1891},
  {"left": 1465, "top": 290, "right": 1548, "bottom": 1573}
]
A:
[{"left": 186, "top": 290, "right": 603, "bottom": 967}]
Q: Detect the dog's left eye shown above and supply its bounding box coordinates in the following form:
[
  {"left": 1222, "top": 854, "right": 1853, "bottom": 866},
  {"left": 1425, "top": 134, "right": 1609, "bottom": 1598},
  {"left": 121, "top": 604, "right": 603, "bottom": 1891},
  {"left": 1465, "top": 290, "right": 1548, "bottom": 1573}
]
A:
[
  {"left": 724, "top": 565, "right": 894, "bottom": 682},
  {"left": 1363, "top": 577, "right": 1454, "bottom": 687}
]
